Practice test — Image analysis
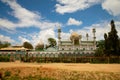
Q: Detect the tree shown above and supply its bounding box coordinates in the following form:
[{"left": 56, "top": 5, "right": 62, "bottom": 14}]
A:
[
  {"left": 0, "top": 41, "right": 11, "bottom": 49},
  {"left": 35, "top": 43, "right": 44, "bottom": 51},
  {"left": 23, "top": 42, "right": 33, "bottom": 49},
  {"left": 48, "top": 38, "right": 56, "bottom": 47},
  {"left": 95, "top": 40, "right": 105, "bottom": 56},
  {"left": 104, "top": 20, "right": 120, "bottom": 56}
]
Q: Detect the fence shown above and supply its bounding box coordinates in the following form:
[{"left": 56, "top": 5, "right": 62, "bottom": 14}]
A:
[
  {"left": 0, "top": 53, "right": 120, "bottom": 63},
  {"left": 21, "top": 56, "right": 120, "bottom": 63}
]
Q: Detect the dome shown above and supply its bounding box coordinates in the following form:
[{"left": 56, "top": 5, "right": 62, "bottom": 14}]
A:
[
  {"left": 70, "top": 32, "right": 80, "bottom": 40},
  {"left": 38, "top": 40, "right": 44, "bottom": 46}
]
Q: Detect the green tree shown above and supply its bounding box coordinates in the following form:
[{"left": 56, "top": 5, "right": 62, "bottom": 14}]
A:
[
  {"left": 35, "top": 43, "right": 44, "bottom": 51},
  {"left": 48, "top": 38, "right": 56, "bottom": 47},
  {"left": 95, "top": 40, "right": 105, "bottom": 56},
  {"left": 23, "top": 42, "right": 33, "bottom": 49},
  {"left": 104, "top": 20, "right": 120, "bottom": 56},
  {"left": 0, "top": 41, "right": 11, "bottom": 49}
]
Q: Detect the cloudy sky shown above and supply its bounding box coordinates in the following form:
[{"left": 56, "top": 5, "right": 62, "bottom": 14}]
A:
[{"left": 0, "top": 0, "right": 120, "bottom": 47}]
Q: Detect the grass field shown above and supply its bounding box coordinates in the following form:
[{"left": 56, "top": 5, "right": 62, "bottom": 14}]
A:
[{"left": 0, "top": 62, "right": 120, "bottom": 80}]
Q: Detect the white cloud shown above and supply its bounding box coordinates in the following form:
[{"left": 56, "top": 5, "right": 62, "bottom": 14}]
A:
[
  {"left": 67, "top": 17, "right": 82, "bottom": 26},
  {"left": 102, "top": 0, "right": 120, "bottom": 16},
  {"left": 55, "top": 0, "right": 120, "bottom": 16},
  {"left": 61, "top": 20, "right": 120, "bottom": 41},
  {"left": 35, "top": 29, "right": 56, "bottom": 45},
  {"left": 17, "top": 20, "right": 120, "bottom": 47},
  {"left": 18, "top": 36, "right": 30, "bottom": 44},
  {"left": 73, "top": 20, "right": 120, "bottom": 41},
  {"left": 115, "top": 21, "right": 120, "bottom": 37},
  {"left": 0, "top": 0, "right": 62, "bottom": 46},
  {"left": 63, "top": 21, "right": 109, "bottom": 41},
  {"left": 18, "top": 29, "right": 57, "bottom": 47},
  {"left": 0, "top": 0, "right": 61, "bottom": 30},
  {"left": 1, "top": 0, "right": 120, "bottom": 46},
  {"left": 0, "top": 18, "right": 16, "bottom": 30},
  {"left": 61, "top": 32, "right": 71, "bottom": 40},
  {"left": 0, "top": 34, "right": 14, "bottom": 43},
  {"left": 55, "top": 0, "right": 101, "bottom": 14}
]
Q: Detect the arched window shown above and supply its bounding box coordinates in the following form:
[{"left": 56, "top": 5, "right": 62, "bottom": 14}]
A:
[{"left": 76, "top": 48, "right": 79, "bottom": 50}]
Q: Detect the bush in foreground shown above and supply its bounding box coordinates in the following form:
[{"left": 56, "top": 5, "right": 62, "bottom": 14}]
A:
[{"left": 0, "top": 56, "right": 10, "bottom": 62}]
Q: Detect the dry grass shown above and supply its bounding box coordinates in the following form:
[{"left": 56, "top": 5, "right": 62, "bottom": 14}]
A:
[
  {"left": 0, "top": 62, "right": 120, "bottom": 80},
  {"left": 0, "top": 62, "right": 120, "bottom": 72}
]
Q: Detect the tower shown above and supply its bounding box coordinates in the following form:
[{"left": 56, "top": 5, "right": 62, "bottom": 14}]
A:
[
  {"left": 86, "top": 33, "right": 89, "bottom": 41},
  {"left": 79, "top": 35, "right": 82, "bottom": 45},
  {"left": 58, "top": 25, "right": 61, "bottom": 46},
  {"left": 92, "top": 28, "right": 96, "bottom": 45},
  {"left": 86, "top": 33, "right": 89, "bottom": 50}
]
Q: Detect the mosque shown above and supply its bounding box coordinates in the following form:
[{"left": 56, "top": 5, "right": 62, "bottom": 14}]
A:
[
  {"left": 57, "top": 27, "right": 96, "bottom": 54},
  {"left": 0, "top": 27, "right": 97, "bottom": 59}
]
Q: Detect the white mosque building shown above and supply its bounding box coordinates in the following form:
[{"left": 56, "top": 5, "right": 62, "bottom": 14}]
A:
[{"left": 57, "top": 26, "right": 96, "bottom": 54}]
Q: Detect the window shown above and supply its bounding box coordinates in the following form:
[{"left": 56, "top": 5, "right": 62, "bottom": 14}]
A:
[
  {"left": 86, "top": 52, "right": 89, "bottom": 54},
  {"left": 83, "top": 48, "right": 85, "bottom": 50},
  {"left": 76, "top": 48, "right": 79, "bottom": 50}
]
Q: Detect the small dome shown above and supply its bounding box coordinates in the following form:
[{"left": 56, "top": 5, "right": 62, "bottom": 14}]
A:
[
  {"left": 70, "top": 32, "right": 80, "bottom": 40},
  {"left": 38, "top": 40, "right": 44, "bottom": 46}
]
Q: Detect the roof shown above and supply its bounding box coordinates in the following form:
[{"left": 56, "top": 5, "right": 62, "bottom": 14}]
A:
[
  {"left": 81, "top": 41, "right": 94, "bottom": 46},
  {"left": 61, "top": 41, "right": 72, "bottom": 43},
  {"left": 0, "top": 47, "right": 29, "bottom": 51},
  {"left": 61, "top": 41, "right": 72, "bottom": 45},
  {"left": 81, "top": 41, "right": 94, "bottom": 43},
  {"left": 60, "top": 40, "right": 94, "bottom": 46},
  {"left": 45, "top": 47, "right": 58, "bottom": 52}
]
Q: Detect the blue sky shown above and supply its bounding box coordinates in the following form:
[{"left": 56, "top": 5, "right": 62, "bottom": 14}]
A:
[{"left": 0, "top": 0, "right": 120, "bottom": 46}]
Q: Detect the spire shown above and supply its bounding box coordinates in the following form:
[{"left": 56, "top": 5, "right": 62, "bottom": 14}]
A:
[
  {"left": 58, "top": 25, "right": 61, "bottom": 40},
  {"left": 58, "top": 25, "right": 61, "bottom": 46},
  {"left": 86, "top": 33, "right": 89, "bottom": 41},
  {"left": 92, "top": 28, "right": 96, "bottom": 43}
]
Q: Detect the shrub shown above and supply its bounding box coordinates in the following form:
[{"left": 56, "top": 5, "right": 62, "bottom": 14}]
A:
[
  {"left": 0, "top": 56, "right": 10, "bottom": 62},
  {"left": 9, "top": 75, "right": 20, "bottom": 80},
  {"left": 4, "top": 71, "right": 11, "bottom": 77},
  {"left": 40, "top": 77, "right": 56, "bottom": 80},
  {"left": 23, "top": 75, "right": 56, "bottom": 80},
  {"left": 0, "top": 72, "right": 2, "bottom": 79}
]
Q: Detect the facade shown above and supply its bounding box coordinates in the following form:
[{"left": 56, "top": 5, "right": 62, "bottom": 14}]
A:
[{"left": 58, "top": 27, "right": 96, "bottom": 55}]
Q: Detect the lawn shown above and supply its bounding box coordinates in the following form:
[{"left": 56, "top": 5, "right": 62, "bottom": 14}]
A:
[{"left": 0, "top": 62, "right": 120, "bottom": 80}]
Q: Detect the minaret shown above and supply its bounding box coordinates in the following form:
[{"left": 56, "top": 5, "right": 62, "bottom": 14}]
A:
[
  {"left": 86, "top": 33, "right": 89, "bottom": 41},
  {"left": 92, "top": 28, "right": 96, "bottom": 45},
  {"left": 79, "top": 35, "right": 82, "bottom": 45},
  {"left": 86, "top": 33, "right": 89, "bottom": 50},
  {"left": 58, "top": 25, "right": 61, "bottom": 46}
]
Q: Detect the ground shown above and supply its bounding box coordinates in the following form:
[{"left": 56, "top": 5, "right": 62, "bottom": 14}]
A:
[
  {"left": 0, "top": 62, "right": 120, "bottom": 72},
  {"left": 0, "top": 62, "right": 120, "bottom": 80}
]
